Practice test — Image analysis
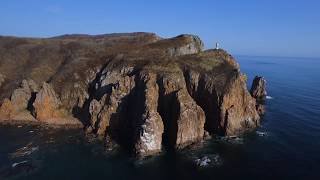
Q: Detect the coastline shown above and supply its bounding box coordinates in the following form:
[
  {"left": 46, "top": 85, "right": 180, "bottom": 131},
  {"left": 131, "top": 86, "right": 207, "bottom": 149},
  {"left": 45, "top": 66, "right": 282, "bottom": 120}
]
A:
[{"left": 0, "top": 118, "right": 83, "bottom": 129}]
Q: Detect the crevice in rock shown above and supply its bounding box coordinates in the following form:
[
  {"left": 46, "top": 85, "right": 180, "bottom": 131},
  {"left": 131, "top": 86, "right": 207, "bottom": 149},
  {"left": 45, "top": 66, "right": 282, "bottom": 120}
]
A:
[
  {"left": 72, "top": 59, "right": 112, "bottom": 126},
  {"left": 182, "top": 69, "right": 222, "bottom": 135},
  {"left": 27, "top": 92, "right": 37, "bottom": 116},
  {"left": 107, "top": 73, "right": 146, "bottom": 154},
  {"left": 92, "top": 98, "right": 109, "bottom": 134},
  {"left": 222, "top": 105, "right": 234, "bottom": 135},
  {"left": 156, "top": 77, "right": 179, "bottom": 151}
]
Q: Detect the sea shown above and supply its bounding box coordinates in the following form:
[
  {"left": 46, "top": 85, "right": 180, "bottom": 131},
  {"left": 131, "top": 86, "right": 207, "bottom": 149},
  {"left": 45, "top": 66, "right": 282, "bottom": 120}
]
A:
[{"left": 0, "top": 56, "right": 319, "bottom": 180}]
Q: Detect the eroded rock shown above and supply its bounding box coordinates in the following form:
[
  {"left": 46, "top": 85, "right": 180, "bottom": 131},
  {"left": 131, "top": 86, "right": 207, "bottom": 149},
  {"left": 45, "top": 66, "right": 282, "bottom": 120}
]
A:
[
  {"left": 175, "top": 89, "right": 205, "bottom": 148},
  {"left": 0, "top": 80, "right": 37, "bottom": 121},
  {"left": 219, "top": 74, "right": 260, "bottom": 135},
  {"left": 11, "top": 80, "right": 33, "bottom": 111},
  {"left": 33, "top": 82, "right": 63, "bottom": 121},
  {"left": 250, "top": 76, "right": 267, "bottom": 116},
  {"left": 134, "top": 72, "right": 164, "bottom": 156}
]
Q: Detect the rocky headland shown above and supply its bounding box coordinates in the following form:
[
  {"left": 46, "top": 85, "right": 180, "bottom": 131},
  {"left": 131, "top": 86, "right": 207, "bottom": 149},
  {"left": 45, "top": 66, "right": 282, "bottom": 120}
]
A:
[{"left": 0, "top": 32, "right": 266, "bottom": 156}]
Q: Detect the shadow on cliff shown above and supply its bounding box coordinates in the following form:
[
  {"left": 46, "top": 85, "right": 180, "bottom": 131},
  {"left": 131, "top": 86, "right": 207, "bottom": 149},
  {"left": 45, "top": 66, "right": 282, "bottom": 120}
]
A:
[
  {"left": 182, "top": 69, "right": 222, "bottom": 136},
  {"left": 108, "top": 74, "right": 146, "bottom": 154},
  {"left": 71, "top": 60, "right": 113, "bottom": 127},
  {"left": 157, "top": 78, "right": 179, "bottom": 152}
]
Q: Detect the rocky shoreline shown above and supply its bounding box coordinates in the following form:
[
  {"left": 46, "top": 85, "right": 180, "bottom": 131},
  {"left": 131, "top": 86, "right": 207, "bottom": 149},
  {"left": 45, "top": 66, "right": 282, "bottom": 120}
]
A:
[{"left": 0, "top": 33, "right": 266, "bottom": 156}]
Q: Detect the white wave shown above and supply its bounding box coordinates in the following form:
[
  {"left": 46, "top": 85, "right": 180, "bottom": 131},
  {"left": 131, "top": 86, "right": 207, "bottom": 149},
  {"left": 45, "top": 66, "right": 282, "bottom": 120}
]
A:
[
  {"left": 256, "top": 131, "right": 268, "bottom": 137},
  {"left": 10, "top": 143, "right": 39, "bottom": 158},
  {"left": 12, "top": 160, "right": 28, "bottom": 168},
  {"left": 194, "top": 154, "right": 222, "bottom": 167},
  {"left": 266, "top": 96, "right": 273, "bottom": 99}
]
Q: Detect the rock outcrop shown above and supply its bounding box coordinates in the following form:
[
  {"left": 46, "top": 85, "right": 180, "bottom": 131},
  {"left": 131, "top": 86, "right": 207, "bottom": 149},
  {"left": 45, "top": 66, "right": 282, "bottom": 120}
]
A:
[
  {"left": 164, "top": 35, "right": 204, "bottom": 56},
  {"left": 0, "top": 32, "right": 266, "bottom": 156},
  {"left": 0, "top": 80, "right": 37, "bottom": 121},
  {"left": 33, "top": 82, "right": 62, "bottom": 121},
  {"left": 250, "top": 76, "right": 267, "bottom": 115},
  {"left": 250, "top": 76, "right": 267, "bottom": 100}
]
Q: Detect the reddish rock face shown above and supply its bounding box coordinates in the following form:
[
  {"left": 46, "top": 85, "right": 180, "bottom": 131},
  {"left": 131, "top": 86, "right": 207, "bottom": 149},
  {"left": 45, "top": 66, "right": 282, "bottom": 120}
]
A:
[
  {"left": 33, "top": 82, "right": 62, "bottom": 121},
  {"left": 156, "top": 73, "right": 205, "bottom": 150},
  {"left": 174, "top": 89, "right": 205, "bottom": 148},
  {"left": 0, "top": 98, "right": 14, "bottom": 120},
  {"left": 0, "top": 33, "right": 266, "bottom": 156},
  {"left": 219, "top": 74, "right": 260, "bottom": 135}
]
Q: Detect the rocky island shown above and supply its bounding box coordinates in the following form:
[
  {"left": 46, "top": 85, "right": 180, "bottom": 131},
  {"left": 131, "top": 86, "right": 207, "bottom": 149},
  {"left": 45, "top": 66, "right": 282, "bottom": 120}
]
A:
[{"left": 0, "top": 33, "right": 266, "bottom": 156}]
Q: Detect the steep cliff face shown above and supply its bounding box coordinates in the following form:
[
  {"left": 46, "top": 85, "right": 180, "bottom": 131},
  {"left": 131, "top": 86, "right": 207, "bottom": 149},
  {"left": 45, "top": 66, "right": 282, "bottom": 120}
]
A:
[
  {"left": 157, "top": 74, "right": 205, "bottom": 149},
  {"left": 183, "top": 52, "right": 259, "bottom": 136},
  {"left": 0, "top": 32, "right": 265, "bottom": 156}
]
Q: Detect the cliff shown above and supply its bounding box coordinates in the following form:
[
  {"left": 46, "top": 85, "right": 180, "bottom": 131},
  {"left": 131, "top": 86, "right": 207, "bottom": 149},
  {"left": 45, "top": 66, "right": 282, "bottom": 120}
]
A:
[{"left": 0, "top": 32, "right": 265, "bottom": 156}]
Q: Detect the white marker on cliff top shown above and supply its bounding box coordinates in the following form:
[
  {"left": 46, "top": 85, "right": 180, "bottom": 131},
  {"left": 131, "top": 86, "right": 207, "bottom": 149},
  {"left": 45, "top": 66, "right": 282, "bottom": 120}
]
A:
[{"left": 215, "top": 42, "right": 219, "bottom": 49}]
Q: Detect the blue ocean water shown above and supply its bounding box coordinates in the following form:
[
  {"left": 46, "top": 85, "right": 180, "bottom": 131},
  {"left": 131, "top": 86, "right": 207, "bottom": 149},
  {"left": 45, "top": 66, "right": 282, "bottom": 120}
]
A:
[{"left": 0, "top": 56, "right": 319, "bottom": 180}]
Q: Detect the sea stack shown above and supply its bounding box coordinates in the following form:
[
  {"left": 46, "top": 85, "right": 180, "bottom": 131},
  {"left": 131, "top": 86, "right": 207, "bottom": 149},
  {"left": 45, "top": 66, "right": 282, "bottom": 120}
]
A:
[
  {"left": 250, "top": 76, "right": 267, "bottom": 115},
  {"left": 250, "top": 76, "right": 267, "bottom": 100}
]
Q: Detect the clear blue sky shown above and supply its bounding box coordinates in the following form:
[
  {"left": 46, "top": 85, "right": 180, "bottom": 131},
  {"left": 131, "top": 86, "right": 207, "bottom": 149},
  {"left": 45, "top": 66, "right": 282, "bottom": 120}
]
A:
[{"left": 1, "top": 0, "right": 319, "bottom": 57}]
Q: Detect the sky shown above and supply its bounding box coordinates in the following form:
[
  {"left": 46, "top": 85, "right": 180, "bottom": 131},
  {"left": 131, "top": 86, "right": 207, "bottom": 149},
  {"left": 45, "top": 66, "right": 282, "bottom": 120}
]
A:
[{"left": 0, "top": 0, "right": 319, "bottom": 58}]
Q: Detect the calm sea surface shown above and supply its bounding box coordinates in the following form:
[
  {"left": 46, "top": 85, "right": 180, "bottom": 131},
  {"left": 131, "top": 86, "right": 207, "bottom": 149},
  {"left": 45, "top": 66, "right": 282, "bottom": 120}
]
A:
[{"left": 0, "top": 56, "right": 319, "bottom": 180}]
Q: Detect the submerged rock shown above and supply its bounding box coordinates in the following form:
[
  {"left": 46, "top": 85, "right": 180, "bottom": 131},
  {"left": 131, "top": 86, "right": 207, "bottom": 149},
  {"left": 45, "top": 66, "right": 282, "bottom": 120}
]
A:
[
  {"left": 195, "top": 156, "right": 211, "bottom": 167},
  {"left": 217, "top": 136, "right": 244, "bottom": 145},
  {"left": 9, "top": 143, "right": 39, "bottom": 158}
]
